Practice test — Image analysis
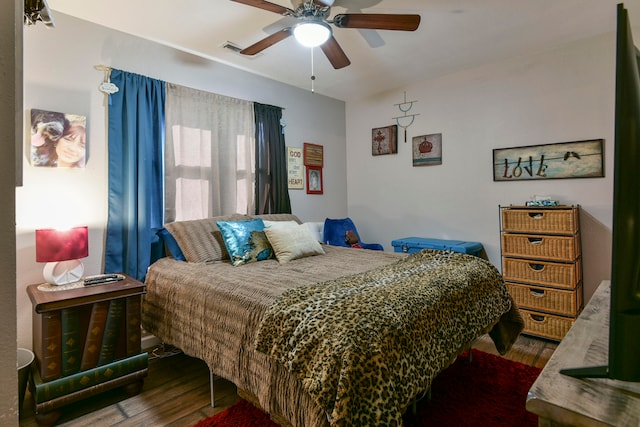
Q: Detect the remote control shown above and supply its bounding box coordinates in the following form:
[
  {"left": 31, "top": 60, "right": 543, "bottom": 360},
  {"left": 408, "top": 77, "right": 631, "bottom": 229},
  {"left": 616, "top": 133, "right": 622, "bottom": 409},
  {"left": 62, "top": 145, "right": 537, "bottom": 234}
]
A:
[{"left": 83, "top": 274, "right": 124, "bottom": 286}]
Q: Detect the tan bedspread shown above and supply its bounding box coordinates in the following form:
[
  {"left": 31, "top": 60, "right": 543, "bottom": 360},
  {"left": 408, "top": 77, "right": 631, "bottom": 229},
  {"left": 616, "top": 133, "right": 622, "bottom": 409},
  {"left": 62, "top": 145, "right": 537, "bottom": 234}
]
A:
[{"left": 142, "top": 246, "right": 521, "bottom": 427}]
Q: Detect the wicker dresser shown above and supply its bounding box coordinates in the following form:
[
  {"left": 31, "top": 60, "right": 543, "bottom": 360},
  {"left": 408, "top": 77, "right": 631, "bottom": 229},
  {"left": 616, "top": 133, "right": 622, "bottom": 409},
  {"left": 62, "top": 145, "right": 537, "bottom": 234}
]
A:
[{"left": 500, "top": 205, "right": 583, "bottom": 341}]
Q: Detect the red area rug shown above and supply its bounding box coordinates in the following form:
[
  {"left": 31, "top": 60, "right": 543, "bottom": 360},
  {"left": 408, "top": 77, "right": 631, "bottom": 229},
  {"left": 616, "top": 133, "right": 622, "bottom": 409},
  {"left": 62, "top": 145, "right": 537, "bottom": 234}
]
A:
[{"left": 193, "top": 349, "right": 542, "bottom": 427}]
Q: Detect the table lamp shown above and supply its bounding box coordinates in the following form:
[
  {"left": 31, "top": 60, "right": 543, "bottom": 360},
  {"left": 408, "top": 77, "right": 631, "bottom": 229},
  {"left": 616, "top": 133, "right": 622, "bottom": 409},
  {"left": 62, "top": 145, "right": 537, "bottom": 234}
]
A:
[{"left": 36, "top": 226, "right": 89, "bottom": 285}]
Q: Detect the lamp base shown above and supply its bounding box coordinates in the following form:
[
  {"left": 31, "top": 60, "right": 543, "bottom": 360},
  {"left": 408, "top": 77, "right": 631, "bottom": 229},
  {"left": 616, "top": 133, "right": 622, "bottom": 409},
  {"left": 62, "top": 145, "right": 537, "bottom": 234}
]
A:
[{"left": 43, "top": 259, "right": 84, "bottom": 285}]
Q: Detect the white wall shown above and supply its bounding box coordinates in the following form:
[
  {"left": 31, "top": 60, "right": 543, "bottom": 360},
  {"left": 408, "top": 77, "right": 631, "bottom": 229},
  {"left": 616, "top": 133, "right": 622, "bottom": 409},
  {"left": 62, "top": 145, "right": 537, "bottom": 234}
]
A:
[
  {"left": 17, "top": 13, "right": 346, "bottom": 349},
  {"left": 346, "top": 32, "right": 616, "bottom": 304},
  {"left": 17, "top": 8, "right": 627, "bottom": 353}
]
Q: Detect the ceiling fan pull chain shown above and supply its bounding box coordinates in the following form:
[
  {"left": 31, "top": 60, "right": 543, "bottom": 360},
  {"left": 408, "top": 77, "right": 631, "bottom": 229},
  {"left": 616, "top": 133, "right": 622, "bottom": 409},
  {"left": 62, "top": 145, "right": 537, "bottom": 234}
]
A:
[{"left": 310, "top": 47, "right": 316, "bottom": 93}]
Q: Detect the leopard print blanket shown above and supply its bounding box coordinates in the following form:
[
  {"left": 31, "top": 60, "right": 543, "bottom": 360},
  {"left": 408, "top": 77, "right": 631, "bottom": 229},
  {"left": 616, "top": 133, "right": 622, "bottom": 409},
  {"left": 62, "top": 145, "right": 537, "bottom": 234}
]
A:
[{"left": 255, "top": 249, "right": 514, "bottom": 426}]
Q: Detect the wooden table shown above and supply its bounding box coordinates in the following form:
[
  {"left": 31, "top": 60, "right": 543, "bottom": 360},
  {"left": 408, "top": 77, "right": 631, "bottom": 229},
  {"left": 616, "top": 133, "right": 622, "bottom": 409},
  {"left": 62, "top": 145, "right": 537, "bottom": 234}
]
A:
[{"left": 526, "top": 280, "right": 640, "bottom": 426}]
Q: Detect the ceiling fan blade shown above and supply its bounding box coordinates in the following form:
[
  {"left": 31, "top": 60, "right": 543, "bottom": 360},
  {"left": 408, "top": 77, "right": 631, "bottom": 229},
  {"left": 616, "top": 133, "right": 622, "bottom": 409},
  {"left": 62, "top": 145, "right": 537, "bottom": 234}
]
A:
[
  {"left": 240, "top": 28, "right": 293, "bottom": 55},
  {"left": 333, "top": 13, "right": 421, "bottom": 31},
  {"left": 230, "top": 0, "right": 292, "bottom": 15},
  {"left": 320, "top": 36, "right": 351, "bottom": 69}
]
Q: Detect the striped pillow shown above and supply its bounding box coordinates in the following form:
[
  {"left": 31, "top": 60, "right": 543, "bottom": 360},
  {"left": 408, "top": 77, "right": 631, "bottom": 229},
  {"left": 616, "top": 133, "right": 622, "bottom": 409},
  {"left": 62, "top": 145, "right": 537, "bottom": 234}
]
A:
[{"left": 164, "top": 214, "right": 249, "bottom": 263}]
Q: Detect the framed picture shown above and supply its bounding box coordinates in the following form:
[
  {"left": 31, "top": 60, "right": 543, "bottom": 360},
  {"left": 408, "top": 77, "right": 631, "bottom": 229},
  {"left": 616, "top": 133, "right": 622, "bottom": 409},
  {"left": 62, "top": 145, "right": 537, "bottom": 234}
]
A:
[
  {"left": 492, "top": 139, "right": 604, "bottom": 181},
  {"left": 372, "top": 125, "right": 398, "bottom": 156},
  {"left": 287, "top": 147, "right": 304, "bottom": 189},
  {"left": 306, "top": 166, "right": 323, "bottom": 194},
  {"left": 30, "top": 108, "right": 87, "bottom": 168},
  {"left": 412, "top": 133, "right": 442, "bottom": 166},
  {"left": 304, "top": 142, "right": 324, "bottom": 167}
]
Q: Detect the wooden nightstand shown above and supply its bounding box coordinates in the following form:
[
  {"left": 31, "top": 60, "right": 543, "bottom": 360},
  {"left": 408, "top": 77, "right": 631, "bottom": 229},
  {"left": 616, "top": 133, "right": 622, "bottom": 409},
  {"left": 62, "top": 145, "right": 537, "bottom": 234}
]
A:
[{"left": 26, "top": 274, "right": 148, "bottom": 426}]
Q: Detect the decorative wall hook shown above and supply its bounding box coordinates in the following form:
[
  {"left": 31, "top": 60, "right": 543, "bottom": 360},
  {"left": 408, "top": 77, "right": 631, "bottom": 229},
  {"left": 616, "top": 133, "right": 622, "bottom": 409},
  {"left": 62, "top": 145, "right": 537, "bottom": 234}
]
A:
[
  {"left": 95, "top": 64, "right": 119, "bottom": 95},
  {"left": 393, "top": 91, "right": 419, "bottom": 142}
]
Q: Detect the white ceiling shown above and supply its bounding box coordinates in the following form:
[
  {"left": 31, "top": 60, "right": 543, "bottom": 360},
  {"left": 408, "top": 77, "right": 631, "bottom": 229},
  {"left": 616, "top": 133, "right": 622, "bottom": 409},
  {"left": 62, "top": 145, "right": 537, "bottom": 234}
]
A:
[{"left": 46, "top": 0, "right": 639, "bottom": 101}]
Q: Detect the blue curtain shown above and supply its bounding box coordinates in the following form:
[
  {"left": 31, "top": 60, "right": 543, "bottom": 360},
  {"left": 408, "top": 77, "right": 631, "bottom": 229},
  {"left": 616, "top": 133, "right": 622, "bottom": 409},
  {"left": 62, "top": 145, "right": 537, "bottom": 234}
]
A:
[{"left": 104, "top": 69, "right": 166, "bottom": 280}]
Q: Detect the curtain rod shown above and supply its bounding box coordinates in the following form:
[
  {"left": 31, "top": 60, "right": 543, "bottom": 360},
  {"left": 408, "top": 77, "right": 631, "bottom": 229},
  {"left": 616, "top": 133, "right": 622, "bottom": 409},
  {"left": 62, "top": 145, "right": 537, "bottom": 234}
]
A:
[{"left": 93, "top": 64, "right": 286, "bottom": 111}]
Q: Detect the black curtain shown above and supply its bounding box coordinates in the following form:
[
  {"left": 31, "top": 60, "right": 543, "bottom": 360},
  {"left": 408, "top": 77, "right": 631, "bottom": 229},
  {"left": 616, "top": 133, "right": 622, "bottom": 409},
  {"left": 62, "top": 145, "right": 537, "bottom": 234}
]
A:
[{"left": 254, "top": 103, "right": 291, "bottom": 214}]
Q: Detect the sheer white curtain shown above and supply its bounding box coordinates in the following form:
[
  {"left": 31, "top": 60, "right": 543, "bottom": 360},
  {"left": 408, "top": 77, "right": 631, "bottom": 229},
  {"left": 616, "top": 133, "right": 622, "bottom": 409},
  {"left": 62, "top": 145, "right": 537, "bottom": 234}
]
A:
[{"left": 164, "top": 84, "right": 255, "bottom": 222}]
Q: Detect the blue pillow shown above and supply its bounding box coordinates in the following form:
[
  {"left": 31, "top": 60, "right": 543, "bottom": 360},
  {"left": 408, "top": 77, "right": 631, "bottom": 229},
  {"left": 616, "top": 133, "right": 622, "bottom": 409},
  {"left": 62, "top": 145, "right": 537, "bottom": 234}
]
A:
[{"left": 216, "top": 219, "right": 274, "bottom": 266}]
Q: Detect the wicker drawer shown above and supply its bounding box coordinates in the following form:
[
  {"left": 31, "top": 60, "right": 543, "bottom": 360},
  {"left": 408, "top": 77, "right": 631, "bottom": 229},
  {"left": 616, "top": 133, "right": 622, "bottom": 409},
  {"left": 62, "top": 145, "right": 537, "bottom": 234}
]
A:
[
  {"left": 519, "top": 308, "right": 575, "bottom": 341},
  {"left": 501, "top": 233, "right": 580, "bottom": 261},
  {"left": 501, "top": 208, "right": 578, "bottom": 234},
  {"left": 506, "top": 282, "right": 582, "bottom": 316},
  {"left": 502, "top": 257, "right": 581, "bottom": 289}
]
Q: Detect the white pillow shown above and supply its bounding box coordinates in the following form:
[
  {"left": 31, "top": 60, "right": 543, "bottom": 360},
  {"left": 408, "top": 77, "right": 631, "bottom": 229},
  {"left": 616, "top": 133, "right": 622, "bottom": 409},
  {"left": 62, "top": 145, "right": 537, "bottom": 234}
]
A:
[
  {"left": 263, "top": 220, "right": 299, "bottom": 229},
  {"left": 264, "top": 224, "right": 325, "bottom": 263},
  {"left": 303, "top": 221, "right": 325, "bottom": 242}
]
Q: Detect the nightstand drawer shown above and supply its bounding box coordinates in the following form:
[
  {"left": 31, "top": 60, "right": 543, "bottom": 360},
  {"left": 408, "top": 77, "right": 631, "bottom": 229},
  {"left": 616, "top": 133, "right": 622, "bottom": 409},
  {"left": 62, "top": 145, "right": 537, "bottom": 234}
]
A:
[
  {"left": 506, "top": 282, "right": 582, "bottom": 316},
  {"left": 502, "top": 257, "right": 581, "bottom": 289},
  {"left": 519, "top": 308, "right": 575, "bottom": 341},
  {"left": 501, "top": 233, "right": 580, "bottom": 261},
  {"left": 501, "top": 208, "right": 578, "bottom": 234}
]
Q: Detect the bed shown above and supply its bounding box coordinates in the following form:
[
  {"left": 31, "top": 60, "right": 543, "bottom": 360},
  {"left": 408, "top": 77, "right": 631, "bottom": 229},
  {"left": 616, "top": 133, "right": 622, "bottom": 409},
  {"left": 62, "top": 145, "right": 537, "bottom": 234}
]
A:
[{"left": 142, "top": 214, "right": 523, "bottom": 427}]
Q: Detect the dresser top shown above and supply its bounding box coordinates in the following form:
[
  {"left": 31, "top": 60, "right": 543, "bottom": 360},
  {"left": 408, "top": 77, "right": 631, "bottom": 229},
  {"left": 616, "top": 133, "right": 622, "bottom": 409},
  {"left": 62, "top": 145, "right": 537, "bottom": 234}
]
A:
[
  {"left": 526, "top": 280, "right": 640, "bottom": 426},
  {"left": 500, "top": 205, "right": 577, "bottom": 210}
]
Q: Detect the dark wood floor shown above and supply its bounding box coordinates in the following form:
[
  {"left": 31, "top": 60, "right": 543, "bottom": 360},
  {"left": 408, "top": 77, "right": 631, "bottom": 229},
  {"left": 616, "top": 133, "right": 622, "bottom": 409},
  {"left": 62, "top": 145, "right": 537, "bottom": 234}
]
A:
[{"left": 19, "top": 334, "right": 557, "bottom": 427}]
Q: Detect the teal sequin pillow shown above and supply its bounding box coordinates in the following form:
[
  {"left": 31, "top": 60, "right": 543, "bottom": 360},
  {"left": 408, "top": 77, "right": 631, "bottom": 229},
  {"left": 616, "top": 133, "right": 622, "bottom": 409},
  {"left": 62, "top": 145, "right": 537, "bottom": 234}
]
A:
[{"left": 216, "top": 219, "right": 274, "bottom": 266}]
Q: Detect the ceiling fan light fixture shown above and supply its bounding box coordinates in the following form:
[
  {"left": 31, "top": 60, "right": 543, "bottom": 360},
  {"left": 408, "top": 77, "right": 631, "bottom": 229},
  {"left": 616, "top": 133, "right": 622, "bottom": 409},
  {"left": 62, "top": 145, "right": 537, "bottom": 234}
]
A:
[{"left": 293, "top": 21, "right": 331, "bottom": 48}]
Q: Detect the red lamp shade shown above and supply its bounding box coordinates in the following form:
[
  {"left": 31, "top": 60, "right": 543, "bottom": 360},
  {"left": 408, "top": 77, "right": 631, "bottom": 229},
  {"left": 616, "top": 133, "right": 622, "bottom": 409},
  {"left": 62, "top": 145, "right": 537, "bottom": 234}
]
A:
[{"left": 36, "top": 226, "right": 89, "bottom": 262}]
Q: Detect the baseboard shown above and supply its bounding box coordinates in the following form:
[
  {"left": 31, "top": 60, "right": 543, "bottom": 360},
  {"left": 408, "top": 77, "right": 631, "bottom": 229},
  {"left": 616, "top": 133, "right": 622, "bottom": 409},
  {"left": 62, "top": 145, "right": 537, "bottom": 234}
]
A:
[{"left": 141, "top": 332, "right": 161, "bottom": 351}]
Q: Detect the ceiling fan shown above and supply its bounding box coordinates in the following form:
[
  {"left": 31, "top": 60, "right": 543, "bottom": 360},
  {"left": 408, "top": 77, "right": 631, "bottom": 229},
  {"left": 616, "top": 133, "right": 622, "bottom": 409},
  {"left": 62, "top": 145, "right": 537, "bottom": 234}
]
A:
[{"left": 231, "top": 0, "right": 421, "bottom": 69}]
